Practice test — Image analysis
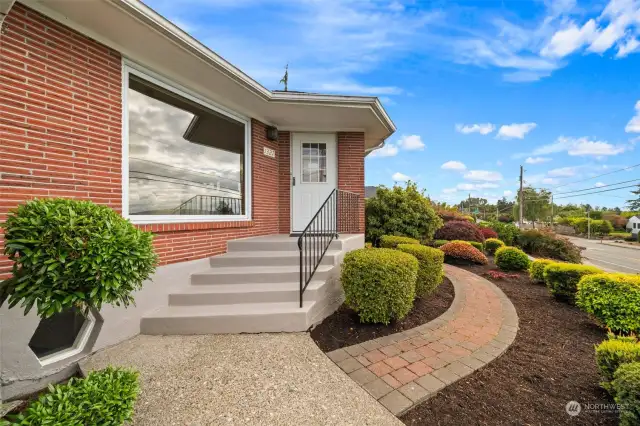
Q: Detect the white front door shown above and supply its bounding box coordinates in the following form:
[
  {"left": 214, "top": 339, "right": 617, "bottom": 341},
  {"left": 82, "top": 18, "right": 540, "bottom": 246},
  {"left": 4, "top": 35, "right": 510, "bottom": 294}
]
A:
[{"left": 291, "top": 133, "right": 337, "bottom": 232}]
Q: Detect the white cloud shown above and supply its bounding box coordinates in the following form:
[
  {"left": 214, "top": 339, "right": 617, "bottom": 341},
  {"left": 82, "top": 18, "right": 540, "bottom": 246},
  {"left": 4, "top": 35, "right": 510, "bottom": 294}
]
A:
[
  {"left": 443, "top": 182, "right": 500, "bottom": 193},
  {"left": 595, "top": 182, "right": 606, "bottom": 187},
  {"left": 525, "top": 156, "right": 551, "bottom": 164},
  {"left": 496, "top": 123, "right": 537, "bottom": 139},
  {"left": 542, "top": 177, "right": 559, "bottom": 185},
  {"left": 626, "top": 100, "right": 640, "bottom": 133},
  {"left": 547, "top": 166, "right": 578, "bottom": 177},
  {"left": 568, "top": 139, "right": 627, "bottom": 156},
  {"left": 369, "top": 143, "right": 399, "bottom": 157},
  {"left": 463, "top": 170, "right": 503, "bottom": 182},
  {"left": 455, "top": 123, "right": 495, "bottom": 135},
  {"left": 442, "top": 187, "right": 458, "bottom": 194},
  {"left": 503, "top": 190, "right": 513, "bottom": 196},
  {"left": 392, "top": 172, "right": 411, "bottom": 182},
  {"left": 441, "top": 161, "right": 467, "bottom": 171},
  {"left": 617, "top": 37, "right": 640, "bottom": 58},
  {"left": 540, "top": 20, "right": 597, "bottom": 58},
  {"left": 396, "top": 134, "right": 425, "bottom": 151}
]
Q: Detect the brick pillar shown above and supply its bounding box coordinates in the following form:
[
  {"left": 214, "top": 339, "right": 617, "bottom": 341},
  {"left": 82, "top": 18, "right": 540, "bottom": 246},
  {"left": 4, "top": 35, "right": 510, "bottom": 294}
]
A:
[
  {"left": 277, "top": 131, "right": 291, "bottom": 234},
  {"left": 337, "top": 132, "right": 365, "bottom": 233}
]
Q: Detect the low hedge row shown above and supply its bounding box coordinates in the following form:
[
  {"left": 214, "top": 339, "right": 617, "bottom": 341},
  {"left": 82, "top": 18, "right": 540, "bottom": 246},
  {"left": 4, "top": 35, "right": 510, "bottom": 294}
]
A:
[
  {"left": 397, "top": 244, "right": 444, "bottom": 297},
  {"left": 543, "top": 263, "right": 603, "bottom": 302},
  {"left": 4, "top": 367, "right": 139, "bottom": 425},
  {"left": 342, "top": 248, "right": 418, "bottom": 324},
  {"left": 379, "top": 235, "right": 420, "bottom": 248},
  {"left": 612, "top": 362, "right": 640, "bottom": 426},
  {"left": 528, "top": 258, "right": 555, "bottom": 283}
]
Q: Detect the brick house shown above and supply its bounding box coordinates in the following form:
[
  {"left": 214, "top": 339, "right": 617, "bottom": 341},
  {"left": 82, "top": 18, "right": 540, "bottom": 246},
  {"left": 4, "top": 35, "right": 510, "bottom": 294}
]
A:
[{"left": 0, "top": 0, "right": 395, "bottom": 399}]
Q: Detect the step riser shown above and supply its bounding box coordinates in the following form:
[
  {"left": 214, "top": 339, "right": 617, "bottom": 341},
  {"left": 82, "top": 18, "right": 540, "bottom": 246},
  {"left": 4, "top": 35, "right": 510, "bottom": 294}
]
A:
[
  {"left": 168, "top": 287, "right": 319, "bottom": 306},
  {"left": 210, "top": 254, "right": 337, "bottom": 267},
  {"left": 227, "top": 239, "right": 343, "bottom": 252},
  {"left": 191, "top": 269, "right": 329, "bottom": 285},
  {"left": 141, "top": 312, "right": 310, "bottom": 334}
]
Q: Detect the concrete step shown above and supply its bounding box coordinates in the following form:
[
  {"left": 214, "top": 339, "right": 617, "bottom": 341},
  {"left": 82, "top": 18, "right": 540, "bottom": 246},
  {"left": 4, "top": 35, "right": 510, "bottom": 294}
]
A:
[
  {"left": 209, "top": 250, "right": 340, "bottom": 267},
  {"left": 168, "top": 281, "right": 326, "bottom": 305},
  {"left": 227, "top": 235, "right": 343, "bottom": 252},
  {"left": 190, "top": 264, "right": 333, "bottom": 285},
  {"left": 140, "top": 301, "right": 316, "bottom": 334}
]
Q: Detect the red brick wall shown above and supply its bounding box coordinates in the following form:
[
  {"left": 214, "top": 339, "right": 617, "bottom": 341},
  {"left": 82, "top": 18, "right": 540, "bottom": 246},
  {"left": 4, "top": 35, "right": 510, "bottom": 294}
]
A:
[
  {"left": 277, "top": 131, "right": 291, "bottom": 234},
  {"left": 0, "top": 4, "right": 282, "bottom": 277},
  {"left": 337, "top": 132, "right": 365, "bottom": 233}
]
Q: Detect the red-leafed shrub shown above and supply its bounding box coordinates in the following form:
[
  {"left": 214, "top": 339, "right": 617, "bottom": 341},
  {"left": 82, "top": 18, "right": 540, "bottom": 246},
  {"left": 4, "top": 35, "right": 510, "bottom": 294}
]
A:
[
  {"left": 434, "top": 220, "right": 485, "bottom": 243},
  {"left": 439, "top": 241, "right": 488, "bottom": 265},
  {"left": 485, "top": 270, "right": 519, "bottom": 280},
  {"left": 480, "top": 227, "right": 498, "bottom": 239}
]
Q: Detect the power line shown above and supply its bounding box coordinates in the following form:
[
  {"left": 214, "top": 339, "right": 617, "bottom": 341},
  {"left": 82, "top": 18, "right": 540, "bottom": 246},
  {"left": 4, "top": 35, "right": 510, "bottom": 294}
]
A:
[
  {"left": 554, "top": 184, "right": 638, "bottom": 200},
  {"left": 552, "top": 163, "right": 640, "bottom": 190},
  {"left": 554, "top": 178, "right": 640, "bottom": 195}
]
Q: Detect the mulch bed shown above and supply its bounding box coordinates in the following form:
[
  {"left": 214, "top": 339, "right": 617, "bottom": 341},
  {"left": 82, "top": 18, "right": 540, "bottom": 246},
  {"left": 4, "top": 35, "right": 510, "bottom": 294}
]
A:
[
  {"left": 311, "top": 277, "right": 455, "bottom": 352},
  {"left": 401, "top": 261, "right": 617, "bottom": 426}
]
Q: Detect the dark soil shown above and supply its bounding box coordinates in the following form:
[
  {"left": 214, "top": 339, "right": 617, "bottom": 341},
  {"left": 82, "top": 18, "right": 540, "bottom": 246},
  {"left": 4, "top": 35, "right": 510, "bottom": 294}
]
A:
[
  {"left": 401, "top": 261, "right": 616, "bottom": 426},
  {"left": 311, "top": 278, "right": 455, "bottom": 352}
]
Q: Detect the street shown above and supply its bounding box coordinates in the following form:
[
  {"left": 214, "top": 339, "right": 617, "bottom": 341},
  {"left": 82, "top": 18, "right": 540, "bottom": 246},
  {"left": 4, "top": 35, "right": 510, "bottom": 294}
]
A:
[{"left": 566, "top": 236, "right": 640, "bottom": 274}]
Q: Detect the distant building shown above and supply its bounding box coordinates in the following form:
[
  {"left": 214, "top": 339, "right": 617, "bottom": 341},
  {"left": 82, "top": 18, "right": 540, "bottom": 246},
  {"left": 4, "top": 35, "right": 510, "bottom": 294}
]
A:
[{"left": 626, "top": 216, "right": 640, "bottom": 235}]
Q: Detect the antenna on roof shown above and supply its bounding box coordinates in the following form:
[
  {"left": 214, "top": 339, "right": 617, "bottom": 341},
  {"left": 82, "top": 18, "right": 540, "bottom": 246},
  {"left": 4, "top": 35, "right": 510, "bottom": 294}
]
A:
[{"left": 279, "top": 64, "right": 288, "bottom": 91}]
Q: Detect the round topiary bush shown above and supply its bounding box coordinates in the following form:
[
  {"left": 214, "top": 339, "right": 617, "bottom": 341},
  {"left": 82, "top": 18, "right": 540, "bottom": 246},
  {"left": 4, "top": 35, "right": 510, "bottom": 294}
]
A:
[
  {"left": 529, "top": 259, "right": 556, "bottom": 283},
  {"left": 342, "top": 248, "right": 418, "bottom": 324},
  {"left": 611, "top": 362, "right": 640, "bottom": 426},
  {"left": 434, "top": 220, "right": 485, "bottom": 243},
  {"left": 480, "top": 227, "right": 498, "bottom": 239},
  {"left": 439, "top": 241, "right": 488, "bottom": 265},
  {"left": 0, "top": 198, "right": 158, "bottom": 318},
  {"left": 544, "top": 263, "right": 603, "bottom": 302},
  {"left": 494, "top": 246, "right": 531, "bottom": 271},
  {"left": 396, "top": 244, "right": 444, "bottom": 297},
  {"left": 379, "top": 235, "right": 420, "bottom": 248},
  {"left": 576, "top": 273, "right": 640, "bottom": 334},
  {"left": 595, "top": 335, "right": 640, "bottom": 391},
  {"left": 484, "top": 238, "right": 505, "bottom": 255}
]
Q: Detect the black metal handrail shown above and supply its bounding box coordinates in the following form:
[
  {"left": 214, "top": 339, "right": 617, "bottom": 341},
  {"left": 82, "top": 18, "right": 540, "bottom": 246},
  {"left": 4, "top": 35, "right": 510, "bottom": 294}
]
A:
[{"left": 297, "top": 189, "right": 361, "bottom": 307}]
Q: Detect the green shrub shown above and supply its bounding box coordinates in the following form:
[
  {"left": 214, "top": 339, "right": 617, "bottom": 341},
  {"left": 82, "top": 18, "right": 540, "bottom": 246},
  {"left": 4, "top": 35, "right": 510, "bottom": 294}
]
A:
[
  {"left": 529, "top": 259, "right": 556, "bottom": 283},
  {"left": 595, "top": 335, "right": 640, "bottom": 392},
  {"left": 543, "top": 263, "right": 603, "bottom": 302},
  {"left": 379, "top": 235, "right": 420, "bottom": 249},
  {"left": 494, "top": 247, "right": 530, "bottom": 271},
  {"left": 487, "top": 221, "right": 520, "bottom": 245},
  {"left": 432, "top": 239, "right": 448, "bottom": 248},
  {"left": 439, "top": 241, "right": 488, "bottom": 265},
  {"left": 397, "top": 244, "right": 444, "bottom": 297},
  {"left": 484, "top": 238, "right": 505, "bottom": 255},
  {"left": 342, "top": 248, "right": 418, "bottom": 324},
  {"left": 591, "top": 219, "right": 614, "bottom": 236},
  {"left": 612, "top": 362, "right": 640, "bottom": 426},
  {"left": 365, "top": 182, "right": 443, "bottom": 246},
  {"left": 576, "top": 273, "right": 640, "bottom": 334},
  {"left": 468, "top": 241, "right": 484, "bottom": 251},
  {"left": 0, "top": 199, "right": 158, "bottom": 318},
  {"left": 516, "top": 229, "right": 582, "bottom": 263},
  {"left": 6, "top": 367, "right": 139, "bottom": 426}
]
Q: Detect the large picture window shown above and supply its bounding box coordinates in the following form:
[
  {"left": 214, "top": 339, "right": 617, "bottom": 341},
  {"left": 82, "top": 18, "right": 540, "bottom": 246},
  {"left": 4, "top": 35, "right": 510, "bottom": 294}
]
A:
[{"left": 124, "top": 66, "right": 249, "bottom": 222}]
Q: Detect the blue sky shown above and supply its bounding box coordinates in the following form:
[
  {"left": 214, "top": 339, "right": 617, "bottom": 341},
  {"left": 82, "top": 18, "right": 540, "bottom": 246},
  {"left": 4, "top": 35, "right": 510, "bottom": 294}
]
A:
[{"left": 147, "top": 0, "right": 640, "bottom": 209}]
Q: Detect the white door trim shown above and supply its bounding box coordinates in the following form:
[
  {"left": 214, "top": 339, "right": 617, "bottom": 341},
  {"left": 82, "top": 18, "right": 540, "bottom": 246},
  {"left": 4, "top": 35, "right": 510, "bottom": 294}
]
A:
[{"left": 290, "top": 133, "right": 338, "bottom": 233}]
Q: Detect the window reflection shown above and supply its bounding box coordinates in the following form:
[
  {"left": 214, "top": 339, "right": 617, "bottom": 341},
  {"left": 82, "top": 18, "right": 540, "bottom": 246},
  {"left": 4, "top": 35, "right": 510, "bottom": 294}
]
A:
[{"left": 127, "top": 75, "right": 246, "bottom": 216}]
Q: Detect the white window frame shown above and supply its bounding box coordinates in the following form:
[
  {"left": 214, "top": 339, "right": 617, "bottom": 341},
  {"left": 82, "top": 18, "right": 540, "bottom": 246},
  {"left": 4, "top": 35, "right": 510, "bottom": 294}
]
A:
[
  {"left": 121, "top": 60, "right": 252, "bottom": 224},
  {"left": 36, "top": 310, "right": 96, "bottom": 367}
]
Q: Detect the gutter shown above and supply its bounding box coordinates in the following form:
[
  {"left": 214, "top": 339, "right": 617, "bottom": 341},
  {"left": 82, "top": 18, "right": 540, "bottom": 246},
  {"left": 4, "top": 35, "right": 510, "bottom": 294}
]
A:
[{"left": 0, "top": 0, "right": 16, "bottom": 29}]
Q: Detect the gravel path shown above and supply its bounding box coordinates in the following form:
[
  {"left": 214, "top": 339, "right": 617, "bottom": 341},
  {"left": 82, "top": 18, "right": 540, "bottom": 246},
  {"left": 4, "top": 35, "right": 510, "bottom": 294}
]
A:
[{"left": 81, "top": 333, "right": 401, "bottom": 426}]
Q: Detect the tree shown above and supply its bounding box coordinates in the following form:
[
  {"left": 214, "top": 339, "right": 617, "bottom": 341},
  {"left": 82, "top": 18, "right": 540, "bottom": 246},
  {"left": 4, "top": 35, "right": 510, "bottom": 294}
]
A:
[
  {"left": 628, "top": 184, "right": 640, "bottom": 210},
  {"left": 365, "top": 182, "right": 443, "bottom": 246},
  {"left": 513, "top": 187, "right": 552, "bottom": 226}
]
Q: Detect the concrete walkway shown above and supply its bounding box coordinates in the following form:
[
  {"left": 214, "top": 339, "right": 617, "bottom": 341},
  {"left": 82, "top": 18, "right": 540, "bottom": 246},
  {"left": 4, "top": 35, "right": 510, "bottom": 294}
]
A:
[
  {"left": 81, "top": 333, "right": 401, "bottom": 426},
  {"left": 326, "top": 264, "right": 518, "bottom": 416}
]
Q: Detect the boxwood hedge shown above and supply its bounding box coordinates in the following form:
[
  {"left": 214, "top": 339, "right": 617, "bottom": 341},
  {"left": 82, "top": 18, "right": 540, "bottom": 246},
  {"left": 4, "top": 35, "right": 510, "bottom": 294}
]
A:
[
  {"left": 342, "top": 248, "right": 418, "bottom": 324},
  {"left": 484, "top": 238, "right": 505, "bottom": 255},
  {"left": 528, "top": 259, "right": 555, "bottom": 283},
  {"left": 379, "top": 235, "right": 420, "bottom": 249},
  {"left": 595, "top": 335, "right": 640, "bottom": 392},
  {"left": 543, "top": 263, "right": 602, "bottom": 302},
  {"left": 494, "top": 247, "right": 531, "bottom": 272},
  {"left": 396, "top": 244, "right": 444, "bottom": 297},
  {"left": 612, "top": 362, "right": 640, "bottom": 426}
]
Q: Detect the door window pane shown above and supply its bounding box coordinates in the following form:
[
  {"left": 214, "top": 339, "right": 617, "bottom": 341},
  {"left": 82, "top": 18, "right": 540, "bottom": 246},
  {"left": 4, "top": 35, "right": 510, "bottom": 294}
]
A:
[
  {"left": 301, "top": 142, "right": 327, "bottom": 183},
  {"left": 128, "top": 75, "right": 246, "bottom": 216}
]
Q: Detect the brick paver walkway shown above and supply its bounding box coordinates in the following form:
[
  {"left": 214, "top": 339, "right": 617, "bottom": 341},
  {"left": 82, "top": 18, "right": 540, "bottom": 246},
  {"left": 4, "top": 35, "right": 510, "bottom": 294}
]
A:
[{"left": 326, "top": 264, "right": 518, "bottom": 416}]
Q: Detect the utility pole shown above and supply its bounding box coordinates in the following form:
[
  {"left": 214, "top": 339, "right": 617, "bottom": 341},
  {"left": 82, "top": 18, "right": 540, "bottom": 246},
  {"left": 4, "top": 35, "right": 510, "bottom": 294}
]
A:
[
  {"left": 519, "top": 165, "right": 524, "bottom": 228},
  {"left": 468, "top": 193, "right": 471, "bottom": 216},
  {"left": 550, "top": 193, "right": 554, "bottom": 227}
]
